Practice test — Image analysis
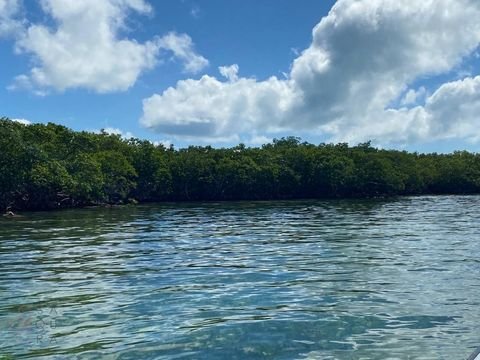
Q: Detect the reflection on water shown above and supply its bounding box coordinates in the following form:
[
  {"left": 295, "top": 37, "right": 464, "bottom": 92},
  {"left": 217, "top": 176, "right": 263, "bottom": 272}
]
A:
[{"left": 1, "top": 196, "right": 480, "bottom": 359}]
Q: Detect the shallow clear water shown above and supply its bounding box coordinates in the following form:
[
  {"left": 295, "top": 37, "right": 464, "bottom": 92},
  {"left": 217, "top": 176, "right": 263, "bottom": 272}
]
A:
[{"left": 1, "top": 196, "right": 479, "bottom": 359}]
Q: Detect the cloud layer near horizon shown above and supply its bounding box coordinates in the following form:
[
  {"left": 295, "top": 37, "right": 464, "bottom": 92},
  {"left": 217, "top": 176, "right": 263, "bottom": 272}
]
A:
[
  {"left": 141, "top": 0, "right": 480, "bottom": 145},
  {"left": 5, "top": 0, "right": 208, "bottom": 93}
]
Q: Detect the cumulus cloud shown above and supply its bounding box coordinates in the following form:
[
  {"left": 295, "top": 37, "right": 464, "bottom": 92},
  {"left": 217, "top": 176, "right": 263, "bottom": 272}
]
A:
[
  {"left": 158, "top": 32, "right": 208, "bottom": 74},
  {"left": 141, "top": 69, "right": 296, "bottom": 138},
  {"left": 219, "top": 64, "right": 239, "bottom": 82},
  {"left": 0, "top": 0, "right": 23, "bottom": 37},
  {"left": 332, "top": 76, "right": 480, "bottom": 145},
  {"left": 10, "top": 0, "right": 207, "bottom": 93},
  {"left": 423, "top": 76, "right": 480, "bottom": 142},
  {"left": 141, "top": 0, "right": 480, "bottom": 145}
]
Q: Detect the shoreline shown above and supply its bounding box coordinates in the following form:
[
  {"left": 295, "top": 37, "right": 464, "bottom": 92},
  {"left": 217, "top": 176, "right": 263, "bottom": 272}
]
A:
[{"left": 3, "top": 193, "right": 480, "bottom": 216}]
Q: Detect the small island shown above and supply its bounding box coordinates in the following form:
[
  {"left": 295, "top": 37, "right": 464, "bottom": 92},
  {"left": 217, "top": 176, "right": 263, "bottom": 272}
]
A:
[{"left": 2, "top": 117, "right": 479, "bottom": 212}]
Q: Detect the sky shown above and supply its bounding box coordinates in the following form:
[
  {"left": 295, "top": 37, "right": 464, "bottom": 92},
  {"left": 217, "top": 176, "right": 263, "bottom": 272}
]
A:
[{"left": 1, "top": 0, "right": 480, "bottom": 152}]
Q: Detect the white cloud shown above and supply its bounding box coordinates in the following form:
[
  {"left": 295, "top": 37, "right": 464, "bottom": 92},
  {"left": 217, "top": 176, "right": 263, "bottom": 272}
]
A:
[
  {"left": 11, "top": 117, "right": 31, "bottom": 125},
  {"left": 10, "top": 0, "right": 207, "bottom": 93},
  {"left": 401, "top": 87, "right": 427, "bottom": 106},
  {"left": 141, "top": 70, "right": 296, "bottom": 138},
  {"left": 290, "top": 47, "right": 300, "bottom": 57},
  {"left": 141, "top": 0, "right": 480, "bottom": 145},
  {"left": 0, "top": 0, "right": 23, "bottom": 37},
  {"left": 219, "top": 64, "right": 239, "bottom": 82},
  {"left": 248, "top": 135, "right": 272, "bottom": 146},
  {"left": 152, "top": 139, "right": 173, "bottom": 148},
  {"left": 11, "top": 0, "right": 157, "bottom": 93},
  {"left": 158, "top": 32, "right": 208, "bottom": 74},
  {"left": 423, "top": 76, "right": 480, "bottom": 142},
  {"left": 328, "top": 76, "right": 480, "bottom": 145},
  {"left": 97, "top": 127, "right": 135, "bottom": 139}
]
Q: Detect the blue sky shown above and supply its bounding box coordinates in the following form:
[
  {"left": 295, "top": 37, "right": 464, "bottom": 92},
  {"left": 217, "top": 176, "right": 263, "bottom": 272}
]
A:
[{"left": 1, "top": 0, "right": 480, "bottom": 152}]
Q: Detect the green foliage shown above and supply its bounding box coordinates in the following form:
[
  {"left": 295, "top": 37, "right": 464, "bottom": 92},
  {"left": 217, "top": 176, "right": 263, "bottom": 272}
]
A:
[
  {"left": 94, "top": 151, "right": 137, "bottom": 203},
  {"left": 0, "top": 118, "right": 33, "bottom": 209},
  {"left": 1, "top": 119, "right": 480, "bottom": 211},
  {"left": 67, "top": 154, "right": 104, "bottom": 204},
  {"left": 25, "top": 159, "right": 72, "bottom": 209},
  {"left": 130, "top": 140, "right": 172, "bottom": 201}
]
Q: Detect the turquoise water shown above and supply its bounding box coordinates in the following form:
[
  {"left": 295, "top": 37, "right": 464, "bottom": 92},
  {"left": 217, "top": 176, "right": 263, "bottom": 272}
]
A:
[{"left": 0, "top": 196, "right": 479, "bottom": 359}]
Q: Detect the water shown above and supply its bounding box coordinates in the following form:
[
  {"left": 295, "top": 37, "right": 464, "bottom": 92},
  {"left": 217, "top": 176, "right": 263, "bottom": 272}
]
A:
[{"left": 0, "top": 196, "right": 479, "bottom": 359}]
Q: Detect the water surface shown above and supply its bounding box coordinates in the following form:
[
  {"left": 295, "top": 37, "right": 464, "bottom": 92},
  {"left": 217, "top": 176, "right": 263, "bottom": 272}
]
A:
[{"left": 1, "top": 196, "right": 479, "bottom": 359}]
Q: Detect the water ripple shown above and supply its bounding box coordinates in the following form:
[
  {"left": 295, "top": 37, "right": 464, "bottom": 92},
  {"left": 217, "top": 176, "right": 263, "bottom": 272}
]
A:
[{"left": 0, "top": 196, "right": 479, "bottom": 359}]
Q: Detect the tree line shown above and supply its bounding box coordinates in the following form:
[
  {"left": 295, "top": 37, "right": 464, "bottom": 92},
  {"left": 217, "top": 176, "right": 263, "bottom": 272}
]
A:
[{"left": 1, "top": 117, "right": 480, "bottom": 211}]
